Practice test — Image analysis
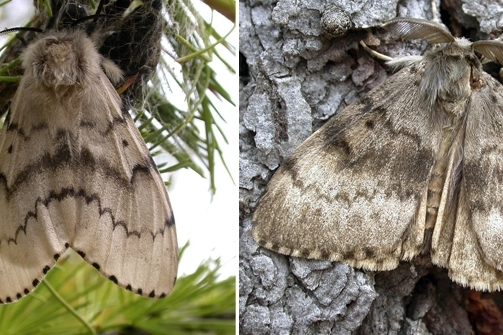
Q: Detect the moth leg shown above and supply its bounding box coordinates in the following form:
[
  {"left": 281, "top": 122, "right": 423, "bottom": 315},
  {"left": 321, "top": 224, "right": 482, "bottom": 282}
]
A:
[
  {"left": 360, "top": 40, "right": 424, "bottom": 69},
  {"left": 359, "top": 41, "right": 393, "bottom": 61}
]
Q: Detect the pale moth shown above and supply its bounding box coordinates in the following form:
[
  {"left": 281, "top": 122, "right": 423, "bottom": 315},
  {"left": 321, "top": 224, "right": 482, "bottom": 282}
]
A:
[
  {"left": 253, "top": 18, "right": 503, "bottom": 291},
  {"left": 0, "top": 25, "right": 178, "bottom": 302}
]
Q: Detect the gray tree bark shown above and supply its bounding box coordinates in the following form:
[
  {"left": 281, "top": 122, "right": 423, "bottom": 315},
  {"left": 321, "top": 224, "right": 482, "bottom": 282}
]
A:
[{"left": 239, "top": 0, "right": 503, "bottom": 334}]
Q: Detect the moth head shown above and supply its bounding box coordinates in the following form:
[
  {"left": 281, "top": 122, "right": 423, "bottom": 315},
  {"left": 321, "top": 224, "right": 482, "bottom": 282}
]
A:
[
  {"left": 5, "top": 1, "right": 124, "bottom": 91},
  {"left": 384, "top": 18, "right": 503, "bottom": 67},
  {"left": 382, "top": 18, "right": 500, "bottom": 108},
  {"left": 22, "top": 30, "right": 101, "bottom": 89}
]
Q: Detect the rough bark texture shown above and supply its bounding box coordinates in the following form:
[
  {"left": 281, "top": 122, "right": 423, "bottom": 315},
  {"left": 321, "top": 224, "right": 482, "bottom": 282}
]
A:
[{"left": 239, "top": 0, "right": 503, "bottom": 334}]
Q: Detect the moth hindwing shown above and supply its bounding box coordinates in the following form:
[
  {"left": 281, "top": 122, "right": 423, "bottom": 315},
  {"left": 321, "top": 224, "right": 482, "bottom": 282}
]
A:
[
  {"left": 0, "top": 28, "right": 178, "bottom": 302},
  {"left": 252, "top": 17, "right": 503, "bottom": 291}
]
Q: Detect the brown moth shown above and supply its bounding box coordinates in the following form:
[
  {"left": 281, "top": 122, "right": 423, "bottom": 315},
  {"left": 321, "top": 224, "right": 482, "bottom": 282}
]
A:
[{"left": 252, "top": 18, "right": 503, "bottom": 291}]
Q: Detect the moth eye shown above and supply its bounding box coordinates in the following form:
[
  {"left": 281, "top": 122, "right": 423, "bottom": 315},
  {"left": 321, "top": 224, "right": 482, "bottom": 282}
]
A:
[{"left": 44, "top": 37, "right": 60, "bottom": 47}]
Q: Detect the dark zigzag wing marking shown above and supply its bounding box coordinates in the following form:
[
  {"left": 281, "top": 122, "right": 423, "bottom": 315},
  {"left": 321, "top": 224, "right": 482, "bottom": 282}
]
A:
[
  {"left": 0, "top": 138, "right": 160, "bottom": 197},
  {"left": 4, "top": 122, "right": 49, "bottom": 140},
  {"left": 0, "top": 123, "right": 177, "bottom": 300},
  {"left": 6, "top": 112, "right": 131, "bottom": 140},
  {"left": 15, "top": 187, "right": 174, "bottom": 244},
  {"left": 0, "top": 185, "right": 175, "bottom": 302},
  {"left": 0, "top": 108, "right": 143, "bottom": 195},
  {"left": 4, "top": 124, "right": 176, "bottom": 297},
  {"left": 2, "top": 177, "right": 175, "bottom": 248},
  {"left": 0, "top": 151, "right": 175, "bottom": 300},
  {"left": 0, "top": 116, "right": 175, "bottom": 302}
]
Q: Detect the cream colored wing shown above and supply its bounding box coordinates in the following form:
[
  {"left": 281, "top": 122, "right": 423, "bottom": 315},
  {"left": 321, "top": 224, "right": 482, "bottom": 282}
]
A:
[{"left": 0, "top": 30, "right": 177, "bottom": 303}]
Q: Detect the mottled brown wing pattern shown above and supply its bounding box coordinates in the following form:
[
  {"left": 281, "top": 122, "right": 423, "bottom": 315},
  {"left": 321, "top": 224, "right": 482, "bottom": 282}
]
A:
[
  {"left": 439, "top": 74, "right": 503, "bottom": 291},
  {"left": 253, "top": 65, "right": 445, "bottom": 270}
]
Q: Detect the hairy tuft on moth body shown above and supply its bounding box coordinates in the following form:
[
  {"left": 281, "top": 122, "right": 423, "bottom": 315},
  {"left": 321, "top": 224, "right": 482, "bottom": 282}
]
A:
[
  {"left": 23, "top": 30, "right": 124, "bottom": 89},
  {"left": 252, "top": 18, "right": 503, "bottom": 292},
  {"left": 0, "top": 13, "right": 178, "bottom": 302},
  {"left": 25, "top": 31, "right": 103, "bottom": 89}
]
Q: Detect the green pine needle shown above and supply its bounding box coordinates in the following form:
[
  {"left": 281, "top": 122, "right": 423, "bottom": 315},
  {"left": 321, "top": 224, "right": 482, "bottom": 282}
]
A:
[{"left": 0, "top": 248, "right": 235, "bottom": 334}]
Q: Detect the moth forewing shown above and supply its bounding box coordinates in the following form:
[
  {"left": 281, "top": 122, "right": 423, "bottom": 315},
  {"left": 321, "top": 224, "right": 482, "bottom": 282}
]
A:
[
  {"left": 0, "top": 29, "right": 178, "bottom": 303},
  {"left": 252, "top": 17, "right": 503, "bottom": 291},
  {"left": 253, "top": 66, "right": 444, "bottom": 270}
]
